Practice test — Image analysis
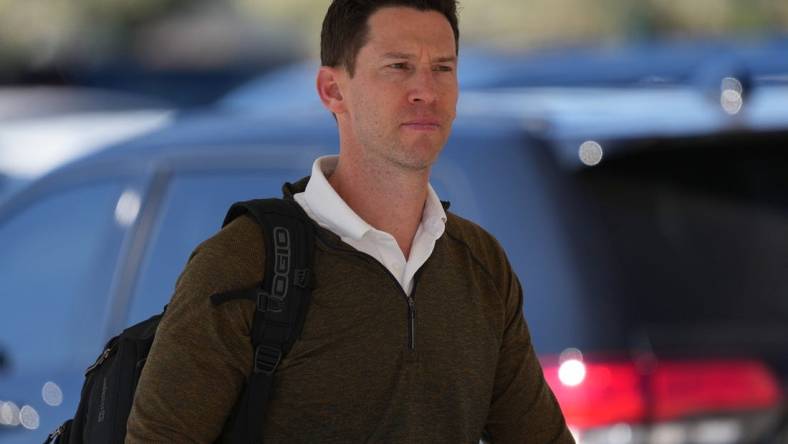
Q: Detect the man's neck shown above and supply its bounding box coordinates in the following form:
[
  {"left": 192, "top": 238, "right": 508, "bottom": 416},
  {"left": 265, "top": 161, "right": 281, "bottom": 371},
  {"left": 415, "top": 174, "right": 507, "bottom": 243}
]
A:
[{"left": 327, "top": 155, "right": 429, "bottom": 259}]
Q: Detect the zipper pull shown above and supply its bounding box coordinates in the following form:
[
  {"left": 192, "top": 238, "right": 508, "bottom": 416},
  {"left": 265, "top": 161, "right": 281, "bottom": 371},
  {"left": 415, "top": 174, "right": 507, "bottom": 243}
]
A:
[
  {"left": 47, "top": 422, "right": 65, "bottom": 441},
  {"left": 85, "top": 347, "right": 112, "bottom": 376}
]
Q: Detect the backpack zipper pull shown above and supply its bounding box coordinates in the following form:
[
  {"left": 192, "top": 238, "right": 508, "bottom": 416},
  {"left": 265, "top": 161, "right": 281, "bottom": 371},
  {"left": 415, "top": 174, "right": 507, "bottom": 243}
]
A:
[
  {"left": 48, "top": 423, "right": 65, "bottom": 440},
  {"left": 85, "top": 347, "right": 112, "bottom": 376}
]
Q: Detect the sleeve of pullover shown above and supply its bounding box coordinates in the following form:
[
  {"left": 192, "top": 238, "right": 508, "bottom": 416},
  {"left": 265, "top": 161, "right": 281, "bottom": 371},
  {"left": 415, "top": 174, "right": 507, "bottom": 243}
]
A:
[
  {"left": 125, "top": 216, "right": 262, "bottom": 443},
  {"left": 484, "top": 264, "right": 575, "bottom": 444}
]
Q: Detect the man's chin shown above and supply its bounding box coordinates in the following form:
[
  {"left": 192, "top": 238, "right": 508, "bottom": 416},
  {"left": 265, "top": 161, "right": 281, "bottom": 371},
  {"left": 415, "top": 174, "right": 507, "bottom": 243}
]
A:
[{"left": 391, "top": 145, "right": 443, "bottom": 172}]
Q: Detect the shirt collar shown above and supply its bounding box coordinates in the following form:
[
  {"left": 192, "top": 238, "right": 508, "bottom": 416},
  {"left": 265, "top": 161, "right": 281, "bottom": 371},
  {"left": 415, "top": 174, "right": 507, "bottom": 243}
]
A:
[
  {"left": 423, "top": 183, "right": 448, "bottom": 238},
  {"left": 301, "top": 155, "right": 447, "bottom": 241}
]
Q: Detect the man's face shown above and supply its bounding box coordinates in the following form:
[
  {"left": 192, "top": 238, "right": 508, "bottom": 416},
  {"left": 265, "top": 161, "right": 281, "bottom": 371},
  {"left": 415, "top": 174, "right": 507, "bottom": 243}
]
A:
[{"left": 337, "top": 7, "right": 458, "bottom": 172}]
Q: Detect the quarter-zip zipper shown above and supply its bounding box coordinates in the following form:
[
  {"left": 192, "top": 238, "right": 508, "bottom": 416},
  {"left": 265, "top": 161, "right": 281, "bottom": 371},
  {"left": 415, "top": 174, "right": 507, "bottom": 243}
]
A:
[
  {"left": 316, "top": 236, "right": 427, "bottom": 352},
  {"left": 406, "top": 295, "right": 416, "bottom": 351}
]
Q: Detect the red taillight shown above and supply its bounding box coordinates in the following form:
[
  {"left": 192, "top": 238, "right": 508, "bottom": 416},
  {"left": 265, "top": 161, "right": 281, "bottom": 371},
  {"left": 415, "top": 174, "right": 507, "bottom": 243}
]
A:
[
  {"left": 652, "top": 360, "right": 781, "bottom": 421},
  {"left": 541, "top": 356, "right": 782, "bottom": 430},
  {"left": 543, "top": 360, "right": 645, "bottom": 429}
]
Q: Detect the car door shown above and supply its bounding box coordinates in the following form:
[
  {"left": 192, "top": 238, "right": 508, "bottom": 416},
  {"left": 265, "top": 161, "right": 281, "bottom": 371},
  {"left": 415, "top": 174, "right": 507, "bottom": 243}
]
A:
[{"left": 0, "top": 174, "right": 139, "bottom": 442}]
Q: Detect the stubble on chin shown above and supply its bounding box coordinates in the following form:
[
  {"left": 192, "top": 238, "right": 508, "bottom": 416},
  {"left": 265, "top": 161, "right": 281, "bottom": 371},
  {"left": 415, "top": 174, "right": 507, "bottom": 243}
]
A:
[
  {"left": 352, "top": 110, "right": 448, "bottom": 174},
  {"left": 378, "top": 134, "right": 445, "bottom": 174}
]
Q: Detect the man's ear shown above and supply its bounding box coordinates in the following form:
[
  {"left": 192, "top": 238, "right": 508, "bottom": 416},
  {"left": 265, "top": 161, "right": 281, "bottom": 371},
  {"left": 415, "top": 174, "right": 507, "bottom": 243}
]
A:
[{"left": 316, "top": 66, "right": 347, "bottom": 115}]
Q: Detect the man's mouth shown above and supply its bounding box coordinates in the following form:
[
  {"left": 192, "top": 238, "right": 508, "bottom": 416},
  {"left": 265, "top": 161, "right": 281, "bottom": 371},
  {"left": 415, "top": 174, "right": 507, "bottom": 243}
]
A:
[{"left": 401, "top": 120, "right": 441, "bottom": 131}]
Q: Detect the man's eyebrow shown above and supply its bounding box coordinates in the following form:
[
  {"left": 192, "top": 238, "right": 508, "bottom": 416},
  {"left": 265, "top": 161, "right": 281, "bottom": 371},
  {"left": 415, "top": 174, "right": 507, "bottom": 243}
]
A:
[
  {"left": 381, "top": 52, "right": 457, "bottom": 63},
  {"left": 434, "top": 56, "right": 457, "bottom": 64}
]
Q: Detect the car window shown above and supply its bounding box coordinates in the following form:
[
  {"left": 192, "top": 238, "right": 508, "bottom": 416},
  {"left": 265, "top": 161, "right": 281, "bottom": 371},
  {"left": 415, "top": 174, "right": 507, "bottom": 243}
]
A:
[
  {"left": 0, "top": 181, "right": 127, "bottom": 372},
  {"left": 126, "top": 169, "right": 304, "bottom": 325},
  {"left": 575, "top": 141, "right": 788, "bottom": 354}
]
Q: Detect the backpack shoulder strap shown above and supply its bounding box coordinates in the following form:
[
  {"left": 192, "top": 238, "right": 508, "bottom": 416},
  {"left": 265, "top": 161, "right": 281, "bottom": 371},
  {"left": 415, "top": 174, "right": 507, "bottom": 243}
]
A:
[{"left": 213, "top": 198, "right": 315, "bottom": 444}]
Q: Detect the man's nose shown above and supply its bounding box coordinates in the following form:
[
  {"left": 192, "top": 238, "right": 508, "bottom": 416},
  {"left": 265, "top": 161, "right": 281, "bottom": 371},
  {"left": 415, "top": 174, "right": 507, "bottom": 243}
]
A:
[{"left": 408, "top": 67, "right": 438, "bottom": 105}]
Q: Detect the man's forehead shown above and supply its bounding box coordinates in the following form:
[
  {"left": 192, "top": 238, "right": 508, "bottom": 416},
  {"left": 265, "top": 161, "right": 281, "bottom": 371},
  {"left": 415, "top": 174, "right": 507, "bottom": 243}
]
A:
[{"left": 364, "top": 7, "right": 456, "bottom": 54}]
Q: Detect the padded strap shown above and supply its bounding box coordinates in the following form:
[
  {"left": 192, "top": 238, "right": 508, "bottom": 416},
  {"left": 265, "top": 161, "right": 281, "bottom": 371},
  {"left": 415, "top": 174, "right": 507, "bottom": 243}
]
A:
[{"left": 219, "top": 198, "right": 315, "bottom": 444}]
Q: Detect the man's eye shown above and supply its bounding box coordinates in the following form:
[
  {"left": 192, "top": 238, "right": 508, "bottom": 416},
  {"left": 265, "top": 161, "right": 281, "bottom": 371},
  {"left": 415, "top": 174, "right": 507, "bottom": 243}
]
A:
[
  {"left": 433, "top": 65, "right": 454, "bottom": 72},
  {"left": 389, "top": 63, "right": 408, "bottom": 70}
]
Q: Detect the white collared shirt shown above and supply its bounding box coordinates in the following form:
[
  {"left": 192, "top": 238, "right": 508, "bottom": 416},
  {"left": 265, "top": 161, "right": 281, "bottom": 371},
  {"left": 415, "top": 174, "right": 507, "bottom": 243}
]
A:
[{"left": 293, "top": 155, "right": 447, "bottom": 295}]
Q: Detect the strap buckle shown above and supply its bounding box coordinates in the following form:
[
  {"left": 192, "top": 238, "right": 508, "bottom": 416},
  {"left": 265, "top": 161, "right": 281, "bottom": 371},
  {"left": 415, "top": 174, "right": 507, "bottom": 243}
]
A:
[
  {"left": 256, "top": 289, "right": 284, "bottom": 313},
  {"left": 294, "top": 268, "right": 311, "bottom": 289},
  {"left": 254, "top": 344, "right": 282, "bottom": 375}
]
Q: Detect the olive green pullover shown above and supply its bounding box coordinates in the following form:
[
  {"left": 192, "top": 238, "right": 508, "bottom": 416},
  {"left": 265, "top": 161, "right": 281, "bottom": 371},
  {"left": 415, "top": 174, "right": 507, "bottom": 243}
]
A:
[{"left": 126, "top": 181, "right": 573, "bottom": 444}]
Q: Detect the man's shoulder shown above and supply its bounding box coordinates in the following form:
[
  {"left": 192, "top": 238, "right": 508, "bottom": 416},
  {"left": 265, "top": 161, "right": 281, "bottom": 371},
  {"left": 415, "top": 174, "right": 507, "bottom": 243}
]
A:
[
  {"left": 197, "top": 213, "right": 263, "bottom": 266},
  {"left": 444, "top": 211, "right": 504, "bottom": 252},
  {"left": 443, "top": 211, "right": 510, "bottom": 277},
  {"left": 173, "top": 214, "right": 266, "bottom": 299}
]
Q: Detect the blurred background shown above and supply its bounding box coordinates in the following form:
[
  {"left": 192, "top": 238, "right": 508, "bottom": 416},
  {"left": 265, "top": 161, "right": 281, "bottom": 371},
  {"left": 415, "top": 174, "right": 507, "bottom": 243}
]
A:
[
  {"left": 2, "top": 0, "right": 787, "bottom": 183},
  {"left": 1, "top": 1, "right": 788, "bottom": 444},
  {"left": 2, "top": 0, "right": 788, "bottom": 103}
]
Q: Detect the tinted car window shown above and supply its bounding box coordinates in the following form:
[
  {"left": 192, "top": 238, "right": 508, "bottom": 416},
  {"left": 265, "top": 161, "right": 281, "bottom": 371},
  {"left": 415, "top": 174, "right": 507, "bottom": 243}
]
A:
[
  {"left": 126, "top": 170, "right": 304, "bottom": 325},
  {"left": 574, "top": 140, "right": 788, "bottom": 359},
  {"left": 0, "top": 181, "right": 127, "bottom": 371}
]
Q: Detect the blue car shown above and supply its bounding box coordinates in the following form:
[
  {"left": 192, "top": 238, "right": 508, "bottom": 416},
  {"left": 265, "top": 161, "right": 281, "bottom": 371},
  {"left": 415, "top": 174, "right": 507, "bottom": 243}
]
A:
[{"left": 2, "top": 55, "right": 788, "bottom": 443}]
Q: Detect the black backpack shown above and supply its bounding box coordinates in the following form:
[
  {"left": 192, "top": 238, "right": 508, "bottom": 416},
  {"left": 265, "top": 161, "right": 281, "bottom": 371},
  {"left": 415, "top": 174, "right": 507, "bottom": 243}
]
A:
[{"left": 45, "top": 198, "right": 315, "bottom": 444}]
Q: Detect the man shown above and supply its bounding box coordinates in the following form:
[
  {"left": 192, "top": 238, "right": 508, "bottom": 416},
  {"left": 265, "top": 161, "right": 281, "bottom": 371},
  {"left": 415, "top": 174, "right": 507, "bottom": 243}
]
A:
[{"left": 127, "top": 0, "right": 573, "bottom": 442}]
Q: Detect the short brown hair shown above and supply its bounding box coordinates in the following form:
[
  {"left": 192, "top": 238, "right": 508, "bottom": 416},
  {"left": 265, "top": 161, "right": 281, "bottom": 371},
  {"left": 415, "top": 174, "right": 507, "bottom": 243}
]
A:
[{"left": 321, "top": 0, "right": 460, "bottom": 77}]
